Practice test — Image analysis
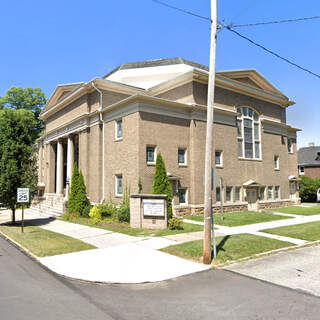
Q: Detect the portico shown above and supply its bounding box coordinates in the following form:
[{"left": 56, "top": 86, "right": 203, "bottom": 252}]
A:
[{"left": 50, "top": 134, "right": 79, "bottom": 197}]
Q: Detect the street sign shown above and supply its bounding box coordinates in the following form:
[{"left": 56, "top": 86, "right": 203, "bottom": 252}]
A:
[{"left": 17, "top": 188, "right": 29, "bottom": 203}]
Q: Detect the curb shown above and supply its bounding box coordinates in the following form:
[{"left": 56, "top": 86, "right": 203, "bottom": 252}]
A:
[{"left": 213, "top": 239, "right": 320, "bottom": 268}]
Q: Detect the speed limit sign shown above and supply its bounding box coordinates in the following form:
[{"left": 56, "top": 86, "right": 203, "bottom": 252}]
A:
[{"left": 17, "top": 188, "right": 29, "bottom": 203}]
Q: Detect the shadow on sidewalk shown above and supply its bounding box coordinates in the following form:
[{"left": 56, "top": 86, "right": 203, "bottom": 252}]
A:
[{"left": 0, "top": 217, "right": 56, "bottom": 227}]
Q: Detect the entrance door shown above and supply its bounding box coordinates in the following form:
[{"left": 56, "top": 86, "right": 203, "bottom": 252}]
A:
[
  {"left": 247, "top": 189, "right": 258, "bottom": 211},
  {"left": 290, "top": 182, "right": 296, "bottom": 200}
]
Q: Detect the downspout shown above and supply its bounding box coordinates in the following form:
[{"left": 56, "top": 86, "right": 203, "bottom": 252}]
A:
[{"left": 92, "top": 80, "right": 105, "bottom": 202}]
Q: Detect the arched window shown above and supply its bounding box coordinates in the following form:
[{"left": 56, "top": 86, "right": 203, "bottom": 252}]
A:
[{"left": 237, "top": 107, "right": 261, "bottom": 159}]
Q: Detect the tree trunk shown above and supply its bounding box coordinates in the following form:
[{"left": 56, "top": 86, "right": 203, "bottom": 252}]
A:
[{"left": 11, "top": 207, "right": 16, "bottom": 225}]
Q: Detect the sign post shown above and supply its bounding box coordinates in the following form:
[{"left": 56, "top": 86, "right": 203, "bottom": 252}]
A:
[{"left": 17, "top": 188, "right": 29, "bottom": 233}]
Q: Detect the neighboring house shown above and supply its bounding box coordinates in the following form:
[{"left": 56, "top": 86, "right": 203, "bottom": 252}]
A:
[
  {"left": 298, "top": 143, "right": 320, "bottom": 179},
  {"left": 36, "top": 57, "right": 300, "bottom": 217}
]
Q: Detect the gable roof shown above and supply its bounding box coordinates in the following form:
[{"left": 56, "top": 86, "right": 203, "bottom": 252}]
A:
[{"left": 298, "top": 146, "right": 320, "bottom": 166}]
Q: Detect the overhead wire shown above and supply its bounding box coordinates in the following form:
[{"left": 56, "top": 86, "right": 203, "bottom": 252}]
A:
[
  {"left": 230, "top": 15, "right": 320, "bottom": 28},
  {"left": 225, "top": 26, "right": 320, "bottom": 79},
  {"left": 151, "top": 0, "right": 211, "bottom": 22}
]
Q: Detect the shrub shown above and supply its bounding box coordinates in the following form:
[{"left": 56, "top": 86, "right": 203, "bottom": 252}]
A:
[
  {"left": 299, "top": 176, "right": 320, "bottom": 202},
  {"left": 168, "top": 217, "right": 183, "bottom": 230},
  {"left": 82, "top": 204, "right": 93, "bottom": 218},
  {"left": 117, "top": 205, "right": 130, "bottom": 222},
  {"left": 152, "top": 153, "right": 172, "bottom": 219},
  {"left": 63, "top": 211, "right": 79, "bottom": 222},
  {"left": 97, "top": 198, "right": 117, "bottom": 217},
  {"left": 89, "top": 206, "right": 102, "bottom": 225},
  {"left": 117, "top": 186, "right": 130, "bottom": 222}
]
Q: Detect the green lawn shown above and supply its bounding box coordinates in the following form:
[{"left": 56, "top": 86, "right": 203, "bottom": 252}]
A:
[
  {"left": 270, "top": 206, "right": 320, "bottom": 216},
  {"left": 161, "top": 233, "right": 294, "bottom": 264},
  {"left": 184, "top": 211, "right": 292, "bottom": 227},
  {"left": 0, "top": 224, "right": 95, "bottom": 257},
  {"left": 63, "top": 216, "right": 203, "bottom": 237},
  {"left": 262, "top": 221, "right": 320, "bottom": 241}
]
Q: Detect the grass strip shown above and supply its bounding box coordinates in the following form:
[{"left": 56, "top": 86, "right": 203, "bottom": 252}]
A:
[
  {"left": 270, "top": 206, "right": 320, "bottom": 216},
  {"left": 161, "top": 233, "right": 294, "bottom": 264},
  {"left": 185, "top": 211, "right": 291, "bottom": 227},
  {"left": 64, "top": 216, "right": 203, "bottom": 237},
  {"left": 0, "top": 224, "right": 96, "bottom": 257},
  {"left": 262, "top": 221, "right": 320, "bottom": 241}
]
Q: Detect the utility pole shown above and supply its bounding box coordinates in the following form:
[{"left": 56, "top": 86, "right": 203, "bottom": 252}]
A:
[{"left": 203, "top": 0, "right": 218, "bottom": 264}]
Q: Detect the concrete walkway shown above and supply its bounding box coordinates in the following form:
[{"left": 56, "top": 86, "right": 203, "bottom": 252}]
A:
[
  {"left": 0, "top": 209, "right": 210, "bottom": 283},
  {"left": 184, "top": 211, "right": 320, "bottom": 245}
]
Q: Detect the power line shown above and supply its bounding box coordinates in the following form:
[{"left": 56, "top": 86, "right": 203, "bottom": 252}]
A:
[
  {"left": 230, "top": 15, "right": 320, "bottom": 28},
  {"left": 226, "top": 26, "right": 320, "bottom": 79},
  {"left": 151, "top": 0, "right": 211, "bottom": 22}
]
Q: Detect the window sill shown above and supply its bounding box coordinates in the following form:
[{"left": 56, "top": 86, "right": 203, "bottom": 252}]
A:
[
  {"left": 115, "top": 138, "right": 123, "bottom": 142},
  {"left": 115, "top": 195, "right": 123, "bottom": 198},
  {"left": 178, "top": 164, "right": 188, "bottom": 167},
  {"left": 274, "top": 168, "right": 280, "bottom": 171},
  {"left": 238, "top": 157, "right": 262, "bottom": 162},
  {"left": 147, "top": 162, "right": 156, "bottom": 166},
  {"left": 215, "top": 165, "right": 224, "bottom": 169}
]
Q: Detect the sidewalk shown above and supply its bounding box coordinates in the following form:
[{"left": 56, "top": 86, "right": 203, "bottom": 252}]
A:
[
  {"left": 0, "top": 209, "right": 210, "bottom": 283},
  {"left": 184, "top": 211, "right": 320, "bottom": 245}
]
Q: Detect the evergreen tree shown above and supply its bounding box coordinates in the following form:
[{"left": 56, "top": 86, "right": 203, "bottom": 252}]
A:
[
  {"left": 0, "top": 108, "right": 38, "bottom": 223},
  {"left": 67, "top": 165, "right": 89, "bottom": 216},
  {"left": 77, "top": 170, "right": 90, "bottom": 216},
  {"left": 67, "top": 164, "right": 80, "bottom": 214},
  {"left": 152, "top": 153, "right": 173, "bottom": 219}
]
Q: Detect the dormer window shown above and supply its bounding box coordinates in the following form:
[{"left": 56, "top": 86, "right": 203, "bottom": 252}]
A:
[{"left": 237, "top": 107, "right": 261, "bottom": 159}]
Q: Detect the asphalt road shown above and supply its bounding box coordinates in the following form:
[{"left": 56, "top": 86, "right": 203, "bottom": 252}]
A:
[{"left": 1, "top": 236, "right": 320, "bottom": 320}]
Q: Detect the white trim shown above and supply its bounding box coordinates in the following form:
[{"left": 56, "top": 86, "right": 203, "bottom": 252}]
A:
[
  {"left": 115, "top": 118, "right": 123, "bottom": 140},
  {"left": 146, "top": 145, "right": 157, "bottom": 165},
  {"left": 115, "top": 175, "right": 123, "bottom": 197}
]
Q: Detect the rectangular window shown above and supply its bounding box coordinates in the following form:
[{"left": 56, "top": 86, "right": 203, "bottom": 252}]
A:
[
  {"left": 237, "top": 120, "right": 242, "bottom": 137},
  {"left": 274, "top": 156, "right": 279, "bottom": 170},
  {"left": 254, "top": 142, "right": 260, "bottom": 159},
  {"left": 235, "top": 187, "right": 241, "bottom": 202},
  {"left": 288, "top": 139, "right": 293, "bottom": 153},
  {"left": 226, "top": 187, "right": 232, "bottom": 202},
  {"left": 216, "top": 187, "right": 221, "bottom": 202},
  {"left": 178, "top": 149, "right": 187, "bottom": 165},
  {"left": 146, "top": 146, "right": 156, "bottom": 164},
  {"left": 254, "top": 123, "right": 259, "bottom": 139},
  {"left": 116, "top": 119, "right": 122, "bottom": 139},
  {"left": 299, "top": 166, "right": 305, "bottom": 175},
  {"left": 275, "top": 186, "right": 280, "bottom": 199},
  {"left": 116, "top": 175, "right": 123, "bottom": 196},
  {"left": 267, "top": 186, "right": 273, "bottom": 200},
  {"left": 178, "top": 189, "right": 187, "bottom": 205},
  {"left": 215, "top": 151, "right": 223, "bottom": 167},
  {"left": 238, "top": 140, "right": 243, "bottom": 157},
  {"left": 260, "top": 187, "right": 265, "bottom": 200}
]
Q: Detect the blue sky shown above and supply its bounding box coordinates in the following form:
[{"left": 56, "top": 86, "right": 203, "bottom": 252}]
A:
[{"left": 0, "top": 0, "right": 319, "bottom": 147}]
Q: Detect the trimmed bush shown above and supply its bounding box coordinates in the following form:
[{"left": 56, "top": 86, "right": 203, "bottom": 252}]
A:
[
  {"left": 152, "top": 153, "right": 173, "bottom": 219},
  {"left": 67, "top": 164, "right": 80, "bottom": 214},
  {"left": 299, "top": 175, "right": 320, "bottom": 202},
  {"left": 168, "top": 217, "right": 183, "bottom": 230},
  {"left": 89, "top": 206, "right": 102, "bottom": 225}
]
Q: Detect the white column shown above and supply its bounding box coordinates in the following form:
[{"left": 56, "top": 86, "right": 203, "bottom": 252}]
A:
[
  {"left": 56, "top": 139, "right": 64, "bottom": 194},
  {"left": 67, "top": 135, "right": 74, "bottom": 184}
]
